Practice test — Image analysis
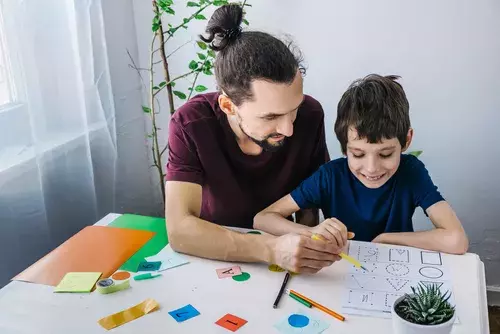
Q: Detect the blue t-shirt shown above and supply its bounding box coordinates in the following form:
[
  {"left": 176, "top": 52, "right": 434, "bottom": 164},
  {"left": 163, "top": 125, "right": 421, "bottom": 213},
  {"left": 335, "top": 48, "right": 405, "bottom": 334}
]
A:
[{"left": 290, "top": 154, "right": 444, "bottom": 242}]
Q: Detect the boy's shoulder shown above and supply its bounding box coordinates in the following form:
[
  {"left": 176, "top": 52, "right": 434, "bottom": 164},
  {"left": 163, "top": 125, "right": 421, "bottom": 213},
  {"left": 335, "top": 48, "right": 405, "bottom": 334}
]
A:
[
  {"left": 316, "top": 157, "right": 349, "bottom": 178},
  {"left": 398, "top": 154, "right": 428, "bottom": 177}
]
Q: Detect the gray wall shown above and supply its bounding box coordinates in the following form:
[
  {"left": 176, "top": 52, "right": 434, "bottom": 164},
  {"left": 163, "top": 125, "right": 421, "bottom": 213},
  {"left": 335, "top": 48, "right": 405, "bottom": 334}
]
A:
[{"left": 130, "top": 0, "right": 500, "bottom": 286}]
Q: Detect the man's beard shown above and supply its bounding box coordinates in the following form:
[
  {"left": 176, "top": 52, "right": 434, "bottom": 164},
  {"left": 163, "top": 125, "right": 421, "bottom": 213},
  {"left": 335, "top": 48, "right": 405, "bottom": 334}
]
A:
[{"left": 238, "top": 123, "right": 286, "bottom": 153}]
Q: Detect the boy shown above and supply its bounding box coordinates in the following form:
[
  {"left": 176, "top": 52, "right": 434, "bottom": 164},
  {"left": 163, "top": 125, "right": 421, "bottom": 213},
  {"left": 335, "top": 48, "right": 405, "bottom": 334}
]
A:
[{"left": 254, "top": 74, "right": 468, "bottom": 255}]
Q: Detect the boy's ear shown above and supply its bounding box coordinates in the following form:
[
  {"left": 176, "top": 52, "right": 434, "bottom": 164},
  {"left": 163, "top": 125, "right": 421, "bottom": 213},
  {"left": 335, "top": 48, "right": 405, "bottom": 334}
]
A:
[
  {"left": 218, "top": 94, "right": 236, "bottom": 116},
  {"left": 402, "top": 128, "right": 414, "bottom": 152}
]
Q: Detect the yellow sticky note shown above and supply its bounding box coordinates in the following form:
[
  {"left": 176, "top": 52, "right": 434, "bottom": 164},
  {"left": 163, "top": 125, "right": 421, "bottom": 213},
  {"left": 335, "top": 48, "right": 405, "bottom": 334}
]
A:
[
  {"left": 98, "top": 298, "right": 160, "bottom": 330},
  {"left": 54, "top": 272, "right": 102, "bottom": 293}
]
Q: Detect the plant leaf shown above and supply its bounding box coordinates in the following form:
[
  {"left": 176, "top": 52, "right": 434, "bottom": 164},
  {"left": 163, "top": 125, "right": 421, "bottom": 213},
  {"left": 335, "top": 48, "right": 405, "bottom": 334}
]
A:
[
  {"left": 409, "top": 150, "right": 423, "bottom": 157},
  {"left": 165, "top": 7, "right": 175, "bottom": 15},
  {"left": 194, "top": 14, "right": 206, "bottom": 20},
  {"left": 173, "top": 91, "right": 187, "bottom": 100},
  {"left": 187, "top": 1, "right": 200, "bottom": 7},
  {"left": 208, "top": 49, "right": 216, "bottom": 58},
  {"left": 203, "top": 68, "right": 213, "bottom": 75},
  {"left": 197, "top": 41, "right": 208, "bottom": 50},
  {"left": 213, "top": 0, "right": 228, "bottom": 5},
  {"left": 142, "top": 106, "right": 151, "bottom": 113},
  {"left": 152, "top": 23, "right": 160, "bottom": 32},
  {"left": 189, "top": 60, "right": 198, "bottom": 70},
  {"left": 158, "top": 81, "right": 167, "bottom": 87},
  {"left": 195, "top": 85, "right": 208, "bottom": 92},
  {"left": 197, "top": 53, "right": 207, "bottom": 60},
  {"left": 243, "top": 19, "right": 249, "bottom": 25},
  {"left": 168, "top": 81, "right": 176, "bottom": 87}
]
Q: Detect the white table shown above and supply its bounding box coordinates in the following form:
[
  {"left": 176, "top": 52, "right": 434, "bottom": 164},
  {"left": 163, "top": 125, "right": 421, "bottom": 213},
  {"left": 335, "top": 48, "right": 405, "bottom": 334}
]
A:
[{"left": 0, "top": 213, "right": 490, "bottom": 333}]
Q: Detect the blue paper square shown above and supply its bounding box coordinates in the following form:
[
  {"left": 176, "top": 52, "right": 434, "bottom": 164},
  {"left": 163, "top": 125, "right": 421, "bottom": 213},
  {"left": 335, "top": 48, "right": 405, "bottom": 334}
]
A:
[
  {"left": 137, "top": 261, "right": 162, "bottom": 271},
  {"left": 168, "top": 304, "right": 200, "bottom": 323}
]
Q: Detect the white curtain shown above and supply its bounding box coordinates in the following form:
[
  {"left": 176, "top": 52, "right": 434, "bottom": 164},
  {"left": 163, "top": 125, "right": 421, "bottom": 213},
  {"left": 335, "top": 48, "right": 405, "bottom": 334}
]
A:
[{"left": 0, "top": 0, "right": 157, "bottom": 287}]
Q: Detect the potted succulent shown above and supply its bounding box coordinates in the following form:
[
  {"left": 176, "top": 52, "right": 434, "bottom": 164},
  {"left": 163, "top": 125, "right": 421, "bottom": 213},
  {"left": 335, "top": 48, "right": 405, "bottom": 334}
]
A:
[{"left": 392, "top": 283, "right": 456, "bottom": 334}]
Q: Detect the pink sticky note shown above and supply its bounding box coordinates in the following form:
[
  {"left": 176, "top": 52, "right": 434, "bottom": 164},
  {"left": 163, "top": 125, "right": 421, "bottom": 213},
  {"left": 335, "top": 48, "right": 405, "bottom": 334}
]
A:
[{"left": 216, "top": 266, "right": 242, "bottom": 279}]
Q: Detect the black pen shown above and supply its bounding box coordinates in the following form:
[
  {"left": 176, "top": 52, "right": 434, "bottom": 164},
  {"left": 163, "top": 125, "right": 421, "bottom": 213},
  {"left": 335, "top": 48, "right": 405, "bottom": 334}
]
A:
[{"left": 273, "top": 272, "right": 291, "bottom": 308}]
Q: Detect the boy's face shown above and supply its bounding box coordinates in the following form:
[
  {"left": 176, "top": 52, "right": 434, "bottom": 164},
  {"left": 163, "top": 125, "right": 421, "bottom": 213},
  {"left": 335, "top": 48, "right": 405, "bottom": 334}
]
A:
[{"left": 346, "top": 128, "right": 412, "bottom": 189}]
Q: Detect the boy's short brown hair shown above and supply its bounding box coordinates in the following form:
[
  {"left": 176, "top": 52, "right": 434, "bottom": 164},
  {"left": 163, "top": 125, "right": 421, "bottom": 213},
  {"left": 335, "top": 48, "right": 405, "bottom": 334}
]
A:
[{"left": 334, "top": 74, "right": 410, "bottom": 154}]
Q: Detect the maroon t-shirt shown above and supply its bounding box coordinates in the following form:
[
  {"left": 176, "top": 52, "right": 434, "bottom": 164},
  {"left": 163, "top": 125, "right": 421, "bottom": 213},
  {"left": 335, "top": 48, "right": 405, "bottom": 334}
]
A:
[{"left": 166, "top": 92, "right": 330, "bottom": 228}]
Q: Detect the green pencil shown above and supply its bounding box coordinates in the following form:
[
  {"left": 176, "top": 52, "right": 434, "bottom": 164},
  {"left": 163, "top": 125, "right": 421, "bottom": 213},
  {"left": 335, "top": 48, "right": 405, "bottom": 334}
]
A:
[{"left": 287, "top": 290, "right": 312, "bottom": 308}]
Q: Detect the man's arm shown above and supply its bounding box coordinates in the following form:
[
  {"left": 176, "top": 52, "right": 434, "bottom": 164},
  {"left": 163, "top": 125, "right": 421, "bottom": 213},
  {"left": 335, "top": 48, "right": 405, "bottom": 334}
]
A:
[
  {"left": 166, "top": 181, "right": 274, "bottom": 263},
  {"left": 372, "top": 201, "right": 469, "bottom": 254}
]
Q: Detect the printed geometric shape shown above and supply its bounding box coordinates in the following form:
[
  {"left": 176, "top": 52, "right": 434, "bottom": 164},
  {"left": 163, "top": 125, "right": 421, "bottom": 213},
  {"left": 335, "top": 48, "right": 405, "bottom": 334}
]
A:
[
  {"left": 420, "top": 281, "right": 444, "bottom": 289},
  {"left": 348, "top": 290, "right": 374, "bottom": 306},
  {"left": 421, "top": 251, "right": 442, "bottom": 265},
  {"left": 350, "top": 274, "right": 377, "bottom": 289},
  {"left": 358, "top": 246, "right": 379, "bottom": 262},
  {"left": 385, "top": 293, "right": 403, "bottom": 308},
  {"left": 353, "top": 262, "right": 378, "bottom": 273},
  {"left": 389, "top": 248, "right": 410, "bottom": 263},
  {"left": 385, "top": 278, "right": 410, "bottom": 291},
  {"left": 419, "top": 267, "right": 444, "bottom": 279},
  {"left": 385, "top": 263, "right": 410, "bottom": 276},
  {"left": 168, "top": 304, "right": 200, "bottom": 323},
  {"left": 215, "top": 314, "right": 247, "bottom": 332},
  {"left": 216, "top": 266, "right": 242, "bottom": 279}
]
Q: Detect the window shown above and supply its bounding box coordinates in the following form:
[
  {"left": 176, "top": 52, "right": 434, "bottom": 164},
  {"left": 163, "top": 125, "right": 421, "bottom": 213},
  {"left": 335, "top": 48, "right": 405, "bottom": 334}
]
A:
[{"left": 0, "top": 15, "right": 13, "bottom": 107}]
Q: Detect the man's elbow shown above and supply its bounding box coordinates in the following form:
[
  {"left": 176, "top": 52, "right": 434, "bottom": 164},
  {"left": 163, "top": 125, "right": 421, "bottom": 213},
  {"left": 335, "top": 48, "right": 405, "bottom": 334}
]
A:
[
  {"left": 166, "top": 218, "right": 188, "bottom": 253},
  {"left": 253, "top": 211, "right": 266, "bottom": 230}
]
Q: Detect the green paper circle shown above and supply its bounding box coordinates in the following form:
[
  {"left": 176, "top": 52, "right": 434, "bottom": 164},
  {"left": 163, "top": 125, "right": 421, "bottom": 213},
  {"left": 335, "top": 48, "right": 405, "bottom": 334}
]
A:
[
  {"left": 247, "top": 231, "right": 262, "bottom": 235},
  {"left": 232, "top": 272, "right": 251, "bottom": 282}
]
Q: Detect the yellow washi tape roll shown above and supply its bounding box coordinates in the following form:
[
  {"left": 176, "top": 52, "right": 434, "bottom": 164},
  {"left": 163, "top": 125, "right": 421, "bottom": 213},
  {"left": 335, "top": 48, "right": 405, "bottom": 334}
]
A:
[{"left": 96, "top": 271, "right": 131, "bottom": 294}]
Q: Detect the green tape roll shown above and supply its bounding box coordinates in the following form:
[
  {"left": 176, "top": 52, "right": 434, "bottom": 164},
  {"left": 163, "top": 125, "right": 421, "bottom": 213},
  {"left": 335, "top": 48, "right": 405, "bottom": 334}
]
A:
[{"left": 96, "top": 277, "right": 130, "bottom": 294}]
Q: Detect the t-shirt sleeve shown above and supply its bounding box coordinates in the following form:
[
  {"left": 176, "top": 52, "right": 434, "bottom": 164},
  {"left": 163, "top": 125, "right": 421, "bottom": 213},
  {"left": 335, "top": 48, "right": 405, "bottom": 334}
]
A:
[
  {"left": 408, "top": 156, "right": 444, "bottom": 211},
  {"left": 165, "top": 118, "right": 204, "bottom": 185},
  {"left": 290, "top": 165, "right": 329, "bottom": 209}
]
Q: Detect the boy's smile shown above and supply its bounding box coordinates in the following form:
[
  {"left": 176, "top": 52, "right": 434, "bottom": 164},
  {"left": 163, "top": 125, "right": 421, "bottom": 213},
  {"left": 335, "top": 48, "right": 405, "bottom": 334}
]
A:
[{"left": 346, "top": 128, "right": 412, "bottom": 189}]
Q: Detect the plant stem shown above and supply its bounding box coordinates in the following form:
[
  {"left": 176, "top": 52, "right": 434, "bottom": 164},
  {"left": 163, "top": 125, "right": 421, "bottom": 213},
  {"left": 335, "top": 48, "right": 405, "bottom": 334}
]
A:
[
  {"left": 153, "top": 0, "right": 175, "bottom": 116},
  {"left": 149, "top": 29, "right": 166, "bottom": 203},
  {"left": 187, "top": 59, "right": 209, "bottom": 100}
]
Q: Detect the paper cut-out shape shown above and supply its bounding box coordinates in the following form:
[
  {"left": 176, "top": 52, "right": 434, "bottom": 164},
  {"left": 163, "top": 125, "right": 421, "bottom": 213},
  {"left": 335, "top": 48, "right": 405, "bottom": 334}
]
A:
[
  {"left": 168, "top": 304, "right": 200, "bottom": 323},
  {"left": 54, "top": 272, "right": 102, "bottom": 293},
  {"left": 247, "top": 231, "right": 262, "bottom": 235},
  {"left": 385, "top": 263, "right": 410, "bottom": 276},
  {"left": 421, "top": 251, "right": 442, "bottom": 265},
  {"left": 232, "top": 272, "right": 251, "bottom": 282},
  {"left": 145, "top": 247, "right": 189, "bottom": 272},
  {"left": 288, "top": 314, "right": 309, "bottom": 328},
  {"left": 389, "top": 248, "right": 410, "bottom": 263},
  {"left": 274, "top": 309, "right": 329, "bottom": 334},
  {"left": 98, "top": 298, "right": 159, "bottom": 330},
  {"left": 215, "top": 313, "right": 247, "bottom": 332},
  {"left": 385, "top": 278, "right": 410, "bottom": 291},
  {"left": 138, "top": 261, "right": 162, "bottom": 271},
  {"left": 216, "top": 266, "right": 242, "bottom": 279},
  {"left": 269, "top": 264, "right": 286, "bottom": 272},
  {"left": 419, "top": 266, "right": 444, "bottom": 279}
]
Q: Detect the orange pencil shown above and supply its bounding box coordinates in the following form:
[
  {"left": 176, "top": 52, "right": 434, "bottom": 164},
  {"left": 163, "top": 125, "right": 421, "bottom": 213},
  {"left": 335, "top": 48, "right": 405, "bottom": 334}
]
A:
[{"left": 289, "top": 289, "right": 345, "bottom": 322}]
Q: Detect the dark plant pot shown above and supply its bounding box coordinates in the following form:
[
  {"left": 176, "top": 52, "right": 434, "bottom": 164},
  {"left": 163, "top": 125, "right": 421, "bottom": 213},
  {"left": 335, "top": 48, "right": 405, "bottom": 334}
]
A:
[{"left": 392, "top": 295, "right": 455, "bottom": 334}]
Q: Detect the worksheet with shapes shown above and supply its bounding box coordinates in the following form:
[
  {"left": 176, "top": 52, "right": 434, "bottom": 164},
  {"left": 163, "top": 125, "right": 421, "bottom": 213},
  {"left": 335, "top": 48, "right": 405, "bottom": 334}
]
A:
[{"left": 341, "top": 241, "right": 455, "bottom": 318}]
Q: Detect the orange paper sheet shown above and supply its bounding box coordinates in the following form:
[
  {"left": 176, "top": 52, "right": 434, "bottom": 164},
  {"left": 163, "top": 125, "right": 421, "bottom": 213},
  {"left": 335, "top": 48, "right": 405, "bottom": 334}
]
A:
[
  {"left": 13, "top": 226, "right": 154, "bottom": 286},
  {"left": 98, "top": 298, "right": 160, "bottom": 330}
]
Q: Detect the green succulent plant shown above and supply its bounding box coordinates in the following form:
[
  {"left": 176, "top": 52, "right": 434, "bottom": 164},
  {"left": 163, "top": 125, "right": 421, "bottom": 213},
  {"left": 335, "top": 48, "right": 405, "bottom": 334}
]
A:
[{"left": 395, "top": 282, "right": 455, "bottom": 325}]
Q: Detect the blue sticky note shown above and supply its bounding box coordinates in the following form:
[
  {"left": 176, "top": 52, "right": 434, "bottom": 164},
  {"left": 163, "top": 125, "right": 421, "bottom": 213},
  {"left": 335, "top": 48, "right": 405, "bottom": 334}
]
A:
[
  {"left": 137, "top": 261, "right": 162, "bottom": 271},
  {"left": 274, "top": 309, "right": 329, "bottom": 334},
  {"left": 168, "top": 304, "right": 200, "bottom": 323}
]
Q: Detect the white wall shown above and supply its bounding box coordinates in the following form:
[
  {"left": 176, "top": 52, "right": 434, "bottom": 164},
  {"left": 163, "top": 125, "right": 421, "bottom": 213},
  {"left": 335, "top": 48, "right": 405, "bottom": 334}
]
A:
[{"left": 131, "top": 0, "right": 500, "bottom": 286}]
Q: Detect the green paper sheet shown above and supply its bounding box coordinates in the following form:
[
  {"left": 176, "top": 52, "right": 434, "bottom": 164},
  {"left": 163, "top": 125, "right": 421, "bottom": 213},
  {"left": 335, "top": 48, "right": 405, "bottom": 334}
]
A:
[{"left": 109, "top": 214, "right": 168, "bottom": 272}]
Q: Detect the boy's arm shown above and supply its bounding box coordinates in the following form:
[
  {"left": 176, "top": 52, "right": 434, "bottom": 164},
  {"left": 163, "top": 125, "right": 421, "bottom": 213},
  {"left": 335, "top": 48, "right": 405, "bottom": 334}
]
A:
[
  {"left": 373, "top": 201, "right": 469, "bottom": 254},
  {"left": 254, "top": 195, "right": 310, "bottom": 235}
]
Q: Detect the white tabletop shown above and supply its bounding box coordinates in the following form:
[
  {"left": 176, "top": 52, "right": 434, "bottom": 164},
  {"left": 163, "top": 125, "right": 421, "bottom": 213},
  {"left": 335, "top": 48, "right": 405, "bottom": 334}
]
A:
[{"left": 0, "top": 213, "right": 489, "bottom": 333}]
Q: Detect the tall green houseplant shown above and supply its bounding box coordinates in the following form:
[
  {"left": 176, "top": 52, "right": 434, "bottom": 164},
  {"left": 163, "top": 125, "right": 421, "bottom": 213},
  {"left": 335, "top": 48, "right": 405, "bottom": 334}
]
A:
[{"left": 131, "top": 0, "right": 251, "bottom": 205}]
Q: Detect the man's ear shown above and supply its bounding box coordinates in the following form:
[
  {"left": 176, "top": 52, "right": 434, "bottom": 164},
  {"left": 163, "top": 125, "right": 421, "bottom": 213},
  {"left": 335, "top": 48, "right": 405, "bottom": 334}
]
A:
[
  {"left": 402, "top": 128, "right": 414, "bottom": 152},
  {"left": 218, "top": 94, "right": 236, "bottom": 116}
]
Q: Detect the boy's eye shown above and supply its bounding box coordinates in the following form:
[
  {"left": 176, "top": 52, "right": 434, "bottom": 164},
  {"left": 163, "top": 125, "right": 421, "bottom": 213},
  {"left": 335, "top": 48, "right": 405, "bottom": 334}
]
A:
[
  {"left": 352, "top": 153, "right": 365, "bottom": 158},
  {"left": 380, "top": 153, "right": 393, "bottom": 159}
]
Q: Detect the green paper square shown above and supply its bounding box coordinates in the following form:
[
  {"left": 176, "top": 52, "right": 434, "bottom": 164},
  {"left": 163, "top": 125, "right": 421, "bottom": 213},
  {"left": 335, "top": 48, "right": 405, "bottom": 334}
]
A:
[{"left": 109, "top": 214, "right": 168, "bottom": 272}]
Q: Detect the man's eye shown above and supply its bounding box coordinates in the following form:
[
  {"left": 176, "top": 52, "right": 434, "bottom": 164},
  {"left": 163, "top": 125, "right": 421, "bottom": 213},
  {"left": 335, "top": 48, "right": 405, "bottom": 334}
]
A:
[{"left": 264, "top": 116, "right": 277, "bottom": 121}]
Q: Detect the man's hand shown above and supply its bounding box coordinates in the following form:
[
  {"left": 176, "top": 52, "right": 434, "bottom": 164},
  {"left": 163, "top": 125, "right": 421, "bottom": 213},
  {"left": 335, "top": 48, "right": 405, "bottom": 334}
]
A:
[
  {"left": 271, "top": 233, "right": 342, "bottom": 274},
  {"left": 309, "top": 218, "right": 349, "bottom": 250}
]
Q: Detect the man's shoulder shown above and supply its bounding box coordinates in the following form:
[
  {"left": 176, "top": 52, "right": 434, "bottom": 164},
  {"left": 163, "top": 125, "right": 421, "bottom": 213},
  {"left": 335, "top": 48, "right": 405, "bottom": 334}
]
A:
[{"left": 171, "top": 92, "right": 220, "bottom": 128}]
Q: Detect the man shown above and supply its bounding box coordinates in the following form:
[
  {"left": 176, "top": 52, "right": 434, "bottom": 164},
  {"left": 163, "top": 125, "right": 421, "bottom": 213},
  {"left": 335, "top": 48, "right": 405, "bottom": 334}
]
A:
[{"left": 165, "top": 4, "right": 343, "bottom": 274}]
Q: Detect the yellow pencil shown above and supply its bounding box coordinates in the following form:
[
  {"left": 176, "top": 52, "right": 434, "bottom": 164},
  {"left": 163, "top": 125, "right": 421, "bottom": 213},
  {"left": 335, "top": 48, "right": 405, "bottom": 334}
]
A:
[{"left": 311, "top": 234, "right": 368, "bottom": 272}]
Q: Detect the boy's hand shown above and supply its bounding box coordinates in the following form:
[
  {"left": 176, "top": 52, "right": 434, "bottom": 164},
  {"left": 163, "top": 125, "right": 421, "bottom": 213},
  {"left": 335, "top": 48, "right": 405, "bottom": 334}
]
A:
[
  {"left": 310, "top": 218, "right": 349, "bottom": 250},
  {"left": 271, "top": 233, "right": 341, "bottom": 274}
]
